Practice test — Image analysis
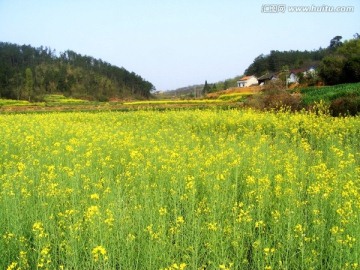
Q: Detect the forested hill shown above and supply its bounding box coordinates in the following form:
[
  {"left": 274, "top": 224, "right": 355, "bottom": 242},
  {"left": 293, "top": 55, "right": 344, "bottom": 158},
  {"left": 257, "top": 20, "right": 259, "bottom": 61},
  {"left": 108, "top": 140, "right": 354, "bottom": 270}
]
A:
[
  {"left": 245, "top": 35, "right": 360, "bottom": 85},
  {"left": 245, "top": 48, "right": 328, "bottom": 76},
  {"left": 0, "top": 42, "right": 154, "bottom": 101}
]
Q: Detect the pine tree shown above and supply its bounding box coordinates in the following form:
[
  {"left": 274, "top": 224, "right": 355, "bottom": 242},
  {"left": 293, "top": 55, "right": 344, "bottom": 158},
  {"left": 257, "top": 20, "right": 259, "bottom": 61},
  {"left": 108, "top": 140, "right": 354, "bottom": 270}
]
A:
[
  {"left": 25, "top": 68, "right": 34, "bottom": 101},
  {"left": 212, "top": 84, "right": 217, "bottom": 92},
  {"left": 202, "top": 80, "right": 210, "bottom": 95}
]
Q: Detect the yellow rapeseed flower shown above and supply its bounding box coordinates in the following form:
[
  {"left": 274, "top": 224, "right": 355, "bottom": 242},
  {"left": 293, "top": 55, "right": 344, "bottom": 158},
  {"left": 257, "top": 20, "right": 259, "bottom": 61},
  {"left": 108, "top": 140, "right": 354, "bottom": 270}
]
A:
[
  {"left": 91, "top": 245, "right": 108, "bottom": 262},
  {"left": 90, "top": 193, "right": 100, "bottom": 200}
]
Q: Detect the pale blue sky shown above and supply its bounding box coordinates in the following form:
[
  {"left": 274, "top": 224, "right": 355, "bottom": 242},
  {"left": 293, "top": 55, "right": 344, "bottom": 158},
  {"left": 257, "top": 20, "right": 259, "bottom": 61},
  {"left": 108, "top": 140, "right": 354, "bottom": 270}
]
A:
[{"left": 0, "top": 0, "right": 359, "bottom": 90}]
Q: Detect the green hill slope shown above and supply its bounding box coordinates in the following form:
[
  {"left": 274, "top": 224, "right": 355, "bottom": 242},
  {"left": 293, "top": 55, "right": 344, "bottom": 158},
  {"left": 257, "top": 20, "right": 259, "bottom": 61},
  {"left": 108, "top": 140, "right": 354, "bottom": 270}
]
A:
[{"left": 0, "top": 42, "right": 154, "bottom": 101}]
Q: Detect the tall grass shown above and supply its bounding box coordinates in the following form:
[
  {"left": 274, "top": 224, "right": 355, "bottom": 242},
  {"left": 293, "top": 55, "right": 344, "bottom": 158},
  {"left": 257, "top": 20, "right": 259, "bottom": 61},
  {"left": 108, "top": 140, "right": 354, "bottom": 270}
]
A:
[{"left": 0, "top": 109, "right": 359, "bottom": 269}]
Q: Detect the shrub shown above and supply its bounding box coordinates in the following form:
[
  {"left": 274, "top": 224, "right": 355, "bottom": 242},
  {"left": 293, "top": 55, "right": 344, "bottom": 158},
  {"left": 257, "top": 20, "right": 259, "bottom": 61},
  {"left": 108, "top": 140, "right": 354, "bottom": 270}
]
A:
[
  {"left": 329, "top": 95, "right": 360, "bottom": 116},
  {"left": 245, "top": 80, "right": 302, "bottom": 111},
  {"left": 265, "top": 90, "right": 301, "bottom": 111}
]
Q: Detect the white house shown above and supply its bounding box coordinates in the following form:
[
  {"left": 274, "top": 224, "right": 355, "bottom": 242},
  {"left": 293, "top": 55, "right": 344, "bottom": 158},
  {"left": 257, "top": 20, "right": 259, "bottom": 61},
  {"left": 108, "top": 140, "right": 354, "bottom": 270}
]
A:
[
  {"left": 288, "top": 72, "right": 300, "bottom": 83},
  {"left": 237, "top": 75, "right": 258, "bottom": 87},
  {"left": 288, "top": 67, "right": 316, "bottom": 83}
]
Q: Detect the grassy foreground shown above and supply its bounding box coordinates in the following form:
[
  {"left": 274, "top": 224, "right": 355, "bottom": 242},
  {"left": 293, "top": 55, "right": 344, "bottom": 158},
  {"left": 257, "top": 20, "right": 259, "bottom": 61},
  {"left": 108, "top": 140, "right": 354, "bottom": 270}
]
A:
[{"left": 0, "top": 109, "right": 359, "bottom": 269}]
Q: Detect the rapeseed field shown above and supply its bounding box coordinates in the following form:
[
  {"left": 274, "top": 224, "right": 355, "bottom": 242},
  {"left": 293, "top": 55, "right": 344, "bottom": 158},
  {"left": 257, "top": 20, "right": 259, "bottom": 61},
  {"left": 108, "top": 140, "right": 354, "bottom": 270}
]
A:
[{"left": 0, "top": 109, "right": 359, "bottom": 269}]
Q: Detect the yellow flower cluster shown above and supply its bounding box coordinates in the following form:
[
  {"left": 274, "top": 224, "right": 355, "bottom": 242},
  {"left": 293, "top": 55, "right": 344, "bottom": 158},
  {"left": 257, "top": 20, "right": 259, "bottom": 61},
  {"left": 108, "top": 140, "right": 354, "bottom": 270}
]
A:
[
  {"left": 91, "top": 245, "right": 108, "bottom": 262},
  {"left": 0, "top": 109, "right": 359, "bottom": 269}
]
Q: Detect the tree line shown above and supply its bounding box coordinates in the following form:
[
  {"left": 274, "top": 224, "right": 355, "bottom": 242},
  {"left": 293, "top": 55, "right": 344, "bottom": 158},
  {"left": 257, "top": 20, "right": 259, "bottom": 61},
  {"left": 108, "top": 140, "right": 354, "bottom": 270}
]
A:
[
  {"left": 245, "top": 35, "right": 360, "bottom": 85},
  {"left": 0, "top": 42, "right": 154, "bottom": 101},
  {"left": 318, "top": 35, "right": 360, "bottom": 85},
  {"left": 245, "top": 48, "right": 327, "bottom": 77}
]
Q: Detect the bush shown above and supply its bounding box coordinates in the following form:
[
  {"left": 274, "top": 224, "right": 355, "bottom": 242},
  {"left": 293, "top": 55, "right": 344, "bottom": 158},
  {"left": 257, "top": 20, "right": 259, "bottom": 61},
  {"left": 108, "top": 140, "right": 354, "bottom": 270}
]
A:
[
  {"left": 245, "top": 81, "right": 301, "bottom": 111},
  {"left": 265, "top": 90, "right": 302, "bottom": 111},
  {"left": 329, "top": 95, "right": 360, "bottom": 116}
]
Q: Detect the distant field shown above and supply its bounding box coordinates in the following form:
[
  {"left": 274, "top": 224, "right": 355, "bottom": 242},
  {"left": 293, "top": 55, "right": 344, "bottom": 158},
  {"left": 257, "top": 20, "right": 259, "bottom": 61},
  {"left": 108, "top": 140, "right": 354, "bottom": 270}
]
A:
[
  {"left": 1, "top": 83, "right": 360, "bottom": 114},
  {"left": 123, "top": 99, "right": 224, "bottom": 105},
  {"left": 206, "top": 86, "right": 261, "bottom": 99},
  {"left": 0, "top": 95, "right": 90, "bottom": 108},
  {"left": 299, "top": 82, "right": 360, "bottom": 105},
  {"left": 217, "top": 92, "right": 253, "bottom": 102},
  {"left": 0, "top": 95, "right": 231, "bottom": 112},
  {"left": 1, "top": 109, "right": 359, "bottom": 269},
  {"left": 0, "top": 99, "right": 36, "bottom": 106},
  {"left": 43, "top": 94, "right": 92, "bottom": 105}
]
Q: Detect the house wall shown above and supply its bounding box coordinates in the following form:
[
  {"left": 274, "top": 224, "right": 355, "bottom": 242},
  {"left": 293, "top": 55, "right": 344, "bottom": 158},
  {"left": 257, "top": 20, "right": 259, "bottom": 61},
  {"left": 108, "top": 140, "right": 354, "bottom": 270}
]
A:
[
  {"left": 288, "top": 73, "right": 298, "bottom": 83},
  {"left": 288, "top": 68, "right": 316, "bottom": 83},
  {"left": 237, "top": 81, "right": 245, "bottom": 87},
  {"left": 244, "top": 77, "right": 258, "bottom": 87},
  {"left": 237, "top": 77, "right": 258, "bottom": 87}
]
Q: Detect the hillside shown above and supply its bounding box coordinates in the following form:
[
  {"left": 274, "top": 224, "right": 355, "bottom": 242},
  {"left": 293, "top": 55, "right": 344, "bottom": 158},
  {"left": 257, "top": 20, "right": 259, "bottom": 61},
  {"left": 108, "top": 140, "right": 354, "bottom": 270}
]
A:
[
  {"left": 244, "top": 35, "right": 360, "bottom": 86},
  {"left": 245, "top": 49, "right": 326, "bottom": 77},
  {"left": 0, "top": 42, "right": 154, "bottom": 101},
  {"left": 159, "top": 76, "right": 243, "bottom": 98}
]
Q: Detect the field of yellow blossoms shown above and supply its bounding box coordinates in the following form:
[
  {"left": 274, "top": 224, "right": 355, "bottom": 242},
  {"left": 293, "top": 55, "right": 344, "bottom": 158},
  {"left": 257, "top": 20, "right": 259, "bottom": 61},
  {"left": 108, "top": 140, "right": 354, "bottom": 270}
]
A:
[{"left": 1, "top": 108, "right": 359, "bottom": 269}]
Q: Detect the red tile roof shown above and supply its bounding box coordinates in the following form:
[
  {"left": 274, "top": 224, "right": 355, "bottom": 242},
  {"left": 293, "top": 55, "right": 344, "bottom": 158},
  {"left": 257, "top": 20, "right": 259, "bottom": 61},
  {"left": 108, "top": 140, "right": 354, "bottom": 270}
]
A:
[
  {"left": 239, "top": 75, "right": 254, "bottom": 81},
  {"left": 290, "top": 68, "right": 307, "bottom": 74}
]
